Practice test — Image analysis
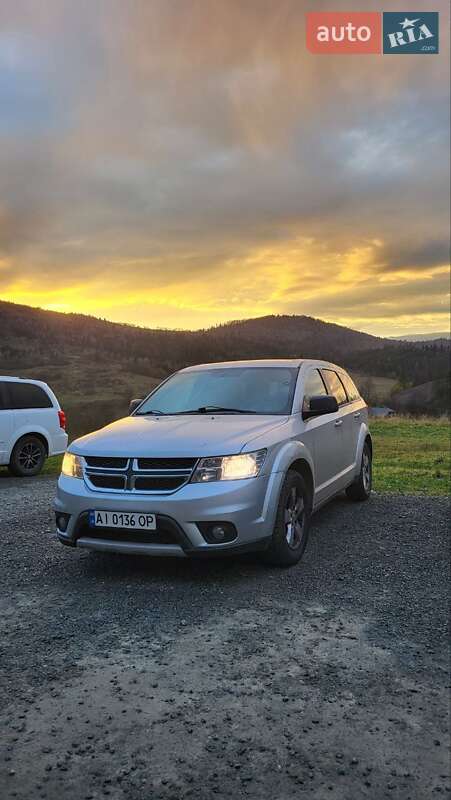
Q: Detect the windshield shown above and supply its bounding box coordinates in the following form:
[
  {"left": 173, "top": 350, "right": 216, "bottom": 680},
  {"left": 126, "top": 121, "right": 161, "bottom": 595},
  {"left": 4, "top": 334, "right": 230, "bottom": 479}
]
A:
[{"left": 136, "top": 367, "right": 298, "bottom": 416}]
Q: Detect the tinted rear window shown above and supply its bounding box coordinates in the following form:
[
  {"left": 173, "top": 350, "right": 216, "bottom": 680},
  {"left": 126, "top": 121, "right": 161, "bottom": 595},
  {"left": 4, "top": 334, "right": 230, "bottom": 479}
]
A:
[
  {"left": 0, "top": 382, "right": 8, "bottom": 410},
  {"left": 340, "top": 372, "right": 360, "bottom": 402},
  {"left": 321, "top": 370, "right": 348, "bottom": 406},
  {"left": 4, "top": 382, "right": 53, "bottom": 409}
]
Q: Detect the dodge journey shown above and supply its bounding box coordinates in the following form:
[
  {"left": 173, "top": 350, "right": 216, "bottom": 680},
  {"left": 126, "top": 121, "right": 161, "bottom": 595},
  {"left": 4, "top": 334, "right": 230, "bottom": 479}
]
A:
[{"left": 54, "top": 359, "right": 372, "bottom": 566}]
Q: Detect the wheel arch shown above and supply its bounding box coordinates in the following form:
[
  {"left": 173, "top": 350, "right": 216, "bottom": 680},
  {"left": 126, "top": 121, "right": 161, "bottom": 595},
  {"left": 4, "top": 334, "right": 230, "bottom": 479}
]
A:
[
  {"left": 355, "top": 424, "right": 372, "bottom": 466},
  {"left": 10, "top": 431, "right": 49, "bottom": 459},
  {"left": 288, "top": 458, "right": 314, "bottom": 509},
  {"left": 263, "top": 442, "right": 315, "bottom": 530}
]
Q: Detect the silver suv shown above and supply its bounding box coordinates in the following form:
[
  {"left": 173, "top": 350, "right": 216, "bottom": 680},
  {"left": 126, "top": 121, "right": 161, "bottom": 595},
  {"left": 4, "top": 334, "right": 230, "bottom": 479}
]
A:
[{"left": 55, "top": 360, "right": 372, "bottom": 566}]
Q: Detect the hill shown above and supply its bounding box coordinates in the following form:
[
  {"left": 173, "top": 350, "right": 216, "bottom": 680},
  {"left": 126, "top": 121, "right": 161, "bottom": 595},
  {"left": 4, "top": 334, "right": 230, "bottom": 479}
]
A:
[
  {"left": 0, "top": 300, "right": 449, "bottom": 436},
  {"left": 391, "top": 379, "right": 450, "bottom": 416},
  {"left": 389, "top": 332, "right": 450, "bottom": 342},
  {"left": 0, "top": 299, "right": 385, "bottom": 366}
]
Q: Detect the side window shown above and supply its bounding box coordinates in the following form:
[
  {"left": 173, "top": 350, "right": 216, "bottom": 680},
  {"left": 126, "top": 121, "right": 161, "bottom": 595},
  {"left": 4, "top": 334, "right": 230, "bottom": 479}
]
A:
[
  {"left": 340, "top": 372, "right": 360, "bottom": 402},
  {"left": 302, "top": 369, "right": 328, "bottom": 413},
  {"left": 5, "top": 382, "right": 52, "bottom": 410},
  {"left": 321, "top": 369, "right": 348, "bottom": 406},
  {"left": 0, "top": 382, "right": 7, "bottom": 410}
]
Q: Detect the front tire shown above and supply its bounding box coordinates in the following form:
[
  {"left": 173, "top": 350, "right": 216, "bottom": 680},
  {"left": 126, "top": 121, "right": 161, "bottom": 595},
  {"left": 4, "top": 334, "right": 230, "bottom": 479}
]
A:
[
  {"left": 8, "top": 436, "right": 46, "bottom": 477},
  {"left": 262, "top": 470, "right": 311, "bottom": 567},
  {"left": 346, "top": 441, "right": 372, "bottom": 501}
]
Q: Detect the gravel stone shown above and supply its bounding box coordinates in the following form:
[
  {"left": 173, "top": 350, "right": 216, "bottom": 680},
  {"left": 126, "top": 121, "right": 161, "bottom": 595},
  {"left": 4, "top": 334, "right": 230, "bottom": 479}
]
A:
[{"left": 0, "top": 475, "right": 449, "bottom": 799}]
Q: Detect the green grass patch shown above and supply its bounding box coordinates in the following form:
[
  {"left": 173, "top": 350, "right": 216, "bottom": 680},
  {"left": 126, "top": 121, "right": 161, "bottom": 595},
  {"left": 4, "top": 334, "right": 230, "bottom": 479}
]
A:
[
  {"left": 370, "top": 417, "right": 450, "bottom": 496},
  {"left": 41, "top": 454, "right": 63, "bottom": 476}
]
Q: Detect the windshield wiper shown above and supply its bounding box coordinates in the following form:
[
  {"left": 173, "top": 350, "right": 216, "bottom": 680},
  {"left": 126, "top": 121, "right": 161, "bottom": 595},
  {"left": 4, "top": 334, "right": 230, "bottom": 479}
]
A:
[
  {"left": 173, "top": 406, "right": 257, "bottom": 415},
  {"left": 136, "top": 410, "right": 166, "bottom": 416}
]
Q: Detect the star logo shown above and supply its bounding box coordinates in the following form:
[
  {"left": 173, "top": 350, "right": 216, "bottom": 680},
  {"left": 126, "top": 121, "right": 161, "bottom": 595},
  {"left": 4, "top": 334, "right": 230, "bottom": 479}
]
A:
[
  {"left": 399, "top": 17, "right": 420, "bottom": 29},
  {"left": 383, "top": 11, "right": 439, "bottom": 54}
]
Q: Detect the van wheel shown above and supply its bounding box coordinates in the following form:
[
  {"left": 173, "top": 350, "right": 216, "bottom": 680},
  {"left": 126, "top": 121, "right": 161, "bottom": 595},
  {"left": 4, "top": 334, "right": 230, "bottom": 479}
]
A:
[
  {"left": 9, "top": 436, "right": 46, "bottom": 477},
  {"left": 346, "top": 442, "right": 372, "bottom": 501},
  {"left": 262, "top": 470, "right": 311, "bottom": 567}
]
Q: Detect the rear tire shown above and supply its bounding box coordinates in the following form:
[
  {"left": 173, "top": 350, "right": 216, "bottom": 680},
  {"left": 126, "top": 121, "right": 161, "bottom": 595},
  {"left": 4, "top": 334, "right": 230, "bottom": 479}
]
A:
[
  {"left": 8, "top": 436, "right": 46, "bottom": 477},
  {"left": 346, "top": 441, "right": 372, "bottom": 501},
  {"left": 262, "top": 470, "right": 311, "bottom": 567}
]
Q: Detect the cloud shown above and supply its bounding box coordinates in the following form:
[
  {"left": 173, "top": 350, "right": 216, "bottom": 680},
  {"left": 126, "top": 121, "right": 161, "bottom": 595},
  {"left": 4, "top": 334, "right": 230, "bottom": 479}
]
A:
[
  {"left": 378, "top": 239, "right": 450, "bottom": 272},
  {"left": 0, "top": 0, "right": 449, "bottom": 335}
]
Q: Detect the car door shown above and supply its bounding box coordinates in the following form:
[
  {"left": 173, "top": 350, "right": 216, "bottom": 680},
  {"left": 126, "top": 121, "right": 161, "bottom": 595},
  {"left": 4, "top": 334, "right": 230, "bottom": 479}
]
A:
[
  {"left": 0, "top": 382, "right": 13, "bottom": 464},
  {"left": 300, "top": 367, "right": 344, "bottom": 505},
  {"left": 321, "top": 368, "right": 355, "bottom": 485}
]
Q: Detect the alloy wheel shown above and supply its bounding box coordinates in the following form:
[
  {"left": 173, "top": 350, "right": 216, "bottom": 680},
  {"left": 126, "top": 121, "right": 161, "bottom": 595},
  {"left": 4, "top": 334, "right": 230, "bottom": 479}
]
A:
[
  {"left": 284, "top": 487, "right": 305, "bottom": 549},
  {"left": 362, "top": 451, "right": 371, "bottom": 492},
  {"left": 18, "top": 443, "right": 43, "bottom": 472}
]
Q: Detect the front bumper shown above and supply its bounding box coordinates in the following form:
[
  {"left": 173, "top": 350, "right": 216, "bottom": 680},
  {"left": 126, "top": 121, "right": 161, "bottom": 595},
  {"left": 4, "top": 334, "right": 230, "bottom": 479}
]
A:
[{"left": 54, "top": 471, "right": 284, "bottom": 557}]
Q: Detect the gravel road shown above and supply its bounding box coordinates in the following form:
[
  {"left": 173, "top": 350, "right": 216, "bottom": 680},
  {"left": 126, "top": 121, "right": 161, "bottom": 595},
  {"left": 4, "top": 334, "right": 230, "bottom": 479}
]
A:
[{"left": 0, "top": 476, "right": 449, "bottom": 800}]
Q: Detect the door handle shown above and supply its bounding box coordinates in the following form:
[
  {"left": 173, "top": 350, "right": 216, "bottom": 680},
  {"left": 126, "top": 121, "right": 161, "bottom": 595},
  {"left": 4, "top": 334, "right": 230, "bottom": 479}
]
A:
[
  {"left": 334, "top": 419, "right": 343, "bottom": 427},
  {"left": 354, "top": 412, "right": 361, "bottom": 420}
]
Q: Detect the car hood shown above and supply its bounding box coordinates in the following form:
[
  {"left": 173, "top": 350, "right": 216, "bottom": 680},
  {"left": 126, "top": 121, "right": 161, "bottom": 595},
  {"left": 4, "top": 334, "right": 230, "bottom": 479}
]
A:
[{"left": 70, "top": 414, "right": 289, "bottom": 458}]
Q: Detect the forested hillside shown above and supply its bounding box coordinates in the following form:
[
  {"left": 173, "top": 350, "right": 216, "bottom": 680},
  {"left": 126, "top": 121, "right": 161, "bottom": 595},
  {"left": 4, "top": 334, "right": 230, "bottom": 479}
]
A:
[
  {"left": 0, "top": 300, "right": 385, "bottom": 374},
  {"left": 0, "top": 300, "right": 448, "bottom": 435}
]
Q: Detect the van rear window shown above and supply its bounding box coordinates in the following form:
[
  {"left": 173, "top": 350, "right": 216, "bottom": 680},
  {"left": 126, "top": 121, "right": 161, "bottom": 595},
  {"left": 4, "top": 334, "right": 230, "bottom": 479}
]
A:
[{"left": 3, "top": 382, "right": 53, "bottom": 410}]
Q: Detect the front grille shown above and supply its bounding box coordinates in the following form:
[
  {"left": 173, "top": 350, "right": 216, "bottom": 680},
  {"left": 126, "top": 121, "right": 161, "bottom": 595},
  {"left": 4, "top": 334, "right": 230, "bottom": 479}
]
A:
[
  {"left": 89, "top": 475, "right": 126, "bottom": 490},
  {"left": 137, "top": 457, "right": 197, "bottom": 470},
  {"left": 134, "top": 476, "right": 186, "bottom": 491},
  {"left": 79, "top": 526, "right": 177, "bottom": 546},
  {"left": 85, "top": 456, "right": 128, "bottom": 469},
  {"left": 74, "top": 513, "right": 187, "bottom": 547},
  {"left": 83, "top": 456, "right": 198, "bottom": 494}
]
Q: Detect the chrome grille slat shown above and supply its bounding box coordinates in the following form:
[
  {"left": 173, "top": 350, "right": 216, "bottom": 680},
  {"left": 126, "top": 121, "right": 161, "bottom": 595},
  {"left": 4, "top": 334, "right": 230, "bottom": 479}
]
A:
[
  {"left": 88, "top": 474, "right": 127, "bottom": 490},
  {"left": 131, "top": 469, "right": 193, "bottom": 476},
  {"left": 85, "top": 466, "right": 129, "bottom": 474}
]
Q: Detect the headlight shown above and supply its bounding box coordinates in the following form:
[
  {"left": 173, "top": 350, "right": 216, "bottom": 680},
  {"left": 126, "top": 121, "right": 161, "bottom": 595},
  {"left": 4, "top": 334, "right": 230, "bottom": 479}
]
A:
[
  {"left": 191, "top": 449, "right": 266, "bottom": 483},
  {"left": 61, "top": 452, "right": 84, "bottom": 479}
]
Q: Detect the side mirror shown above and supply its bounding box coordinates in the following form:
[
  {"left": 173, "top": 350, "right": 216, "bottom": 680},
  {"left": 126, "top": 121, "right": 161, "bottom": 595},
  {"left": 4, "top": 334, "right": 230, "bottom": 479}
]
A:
[
  {"left": 129, "top": 398, "right": 143, "bottom": 415},
  {"left": 304, "top": 395, "right": 339, "bottom": 420}
]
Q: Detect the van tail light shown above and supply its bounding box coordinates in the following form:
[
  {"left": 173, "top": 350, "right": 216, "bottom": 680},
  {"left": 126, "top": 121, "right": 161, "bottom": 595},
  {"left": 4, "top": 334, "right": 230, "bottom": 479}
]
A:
[{"left": 58, "top": 410, "right": 67, "bottom": 430}]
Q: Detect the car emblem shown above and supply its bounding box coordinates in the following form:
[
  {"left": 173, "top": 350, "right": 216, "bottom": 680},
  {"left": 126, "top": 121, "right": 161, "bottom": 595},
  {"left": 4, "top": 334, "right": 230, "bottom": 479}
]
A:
[{"left": 125, "top": 459, "right": 135, "bottom": 490}]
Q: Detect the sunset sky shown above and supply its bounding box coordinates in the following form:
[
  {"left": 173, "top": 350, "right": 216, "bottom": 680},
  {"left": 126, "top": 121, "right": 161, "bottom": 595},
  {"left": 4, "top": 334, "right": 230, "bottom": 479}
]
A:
[{"left": 0, "top": 0, "right": 449, "bottom": 336}]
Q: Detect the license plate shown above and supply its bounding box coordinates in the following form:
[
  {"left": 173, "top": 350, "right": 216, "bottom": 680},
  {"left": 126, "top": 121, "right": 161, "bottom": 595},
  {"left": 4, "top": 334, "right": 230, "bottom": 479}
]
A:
[{"left": 89, "top": 510, "right": 156, "bottom": 530}]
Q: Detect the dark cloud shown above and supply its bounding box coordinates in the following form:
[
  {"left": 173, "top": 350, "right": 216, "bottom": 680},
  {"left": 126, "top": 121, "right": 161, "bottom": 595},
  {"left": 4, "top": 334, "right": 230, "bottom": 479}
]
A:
[{"left": 379, "top": 239, "right": 450, "bottom": 272}]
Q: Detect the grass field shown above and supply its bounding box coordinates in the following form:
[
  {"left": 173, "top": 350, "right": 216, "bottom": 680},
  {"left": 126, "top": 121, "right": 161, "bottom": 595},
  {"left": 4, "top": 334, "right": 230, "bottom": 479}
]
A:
[
  {"left": 370, "top": 417, "right": 449, "bottom": 496},
  {"left": 2, "top": 417, "right": 449, "bottom": 496}
]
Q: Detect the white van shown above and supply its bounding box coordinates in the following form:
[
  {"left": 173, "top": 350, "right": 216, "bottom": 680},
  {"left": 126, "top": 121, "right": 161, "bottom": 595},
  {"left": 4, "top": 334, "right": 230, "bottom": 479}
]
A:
[{"left": 0, "top": 377, "right": 68, "bottom": 477}]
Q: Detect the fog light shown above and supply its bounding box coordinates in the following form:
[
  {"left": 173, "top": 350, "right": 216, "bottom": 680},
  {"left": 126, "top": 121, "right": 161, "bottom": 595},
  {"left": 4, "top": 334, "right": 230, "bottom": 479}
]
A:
[
  {"left": 197, "top": 521, "right": 237, "bottom": 544},
  {"left": 211, "top": 525, "right": 226, "bottom": 541},
  {"left": 55, "top": 512, "right": 70, "bottom": 533}
]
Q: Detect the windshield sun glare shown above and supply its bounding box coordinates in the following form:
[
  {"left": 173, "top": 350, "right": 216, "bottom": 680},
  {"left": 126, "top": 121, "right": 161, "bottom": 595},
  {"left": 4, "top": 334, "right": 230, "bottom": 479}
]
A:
[{"left": 136, "top": 367, "right": 298, "bottom": 416}]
